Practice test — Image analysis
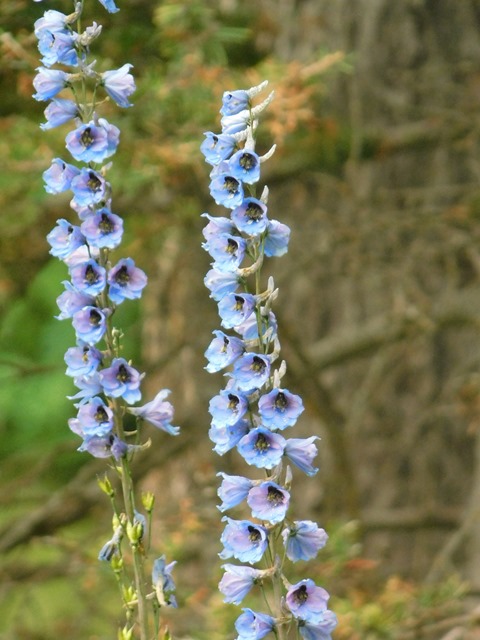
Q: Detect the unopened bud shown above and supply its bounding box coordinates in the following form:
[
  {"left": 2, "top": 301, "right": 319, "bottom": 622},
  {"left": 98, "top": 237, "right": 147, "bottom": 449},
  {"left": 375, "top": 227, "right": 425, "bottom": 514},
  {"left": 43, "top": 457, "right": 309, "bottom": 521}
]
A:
[
  {"left": 118, "top": 625, "right": 134, "bottom": 640},
  {"left": 142, "top": 491, "right": 155, "bottom": 513},
  {"left": 97, "top": 474, "right": 114, "bottom": 497}
]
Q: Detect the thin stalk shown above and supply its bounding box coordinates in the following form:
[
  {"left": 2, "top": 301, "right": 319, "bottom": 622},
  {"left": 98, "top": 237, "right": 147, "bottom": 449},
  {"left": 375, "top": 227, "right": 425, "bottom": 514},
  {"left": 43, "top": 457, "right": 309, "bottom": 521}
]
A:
[
  {"left": 99, "top": 250, "right": 151, "bottom": 640},
  {"left": 118, "top": 452, "right": 151, "bottom": 640}
]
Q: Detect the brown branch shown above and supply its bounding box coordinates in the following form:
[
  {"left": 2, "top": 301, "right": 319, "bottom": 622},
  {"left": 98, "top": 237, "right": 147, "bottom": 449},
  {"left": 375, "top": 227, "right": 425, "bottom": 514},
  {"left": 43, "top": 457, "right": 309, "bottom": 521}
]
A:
[
  {"left": 0, "top": 436, "right": 188, "bottom": 553},
  {"left": 309, "top": 288, "right": 480, "bottom": 371}
]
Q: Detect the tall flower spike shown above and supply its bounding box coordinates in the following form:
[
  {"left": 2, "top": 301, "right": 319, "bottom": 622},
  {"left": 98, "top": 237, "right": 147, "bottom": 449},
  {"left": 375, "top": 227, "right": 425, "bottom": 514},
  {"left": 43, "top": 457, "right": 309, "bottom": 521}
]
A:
[
  {"left": 35, "top": 1, "right": 179, "bottom": 637},
  {"left": 201, "top": 82, "right": 337, "bottom": 639}
]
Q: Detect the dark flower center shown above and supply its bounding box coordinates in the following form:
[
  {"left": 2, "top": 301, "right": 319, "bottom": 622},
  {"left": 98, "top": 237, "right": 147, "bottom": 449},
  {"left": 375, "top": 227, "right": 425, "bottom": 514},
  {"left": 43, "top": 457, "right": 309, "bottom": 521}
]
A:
[
  {"left": 267, "top": 485, "right": 284, "bottom": 505},
  {"left": 80, "top": 127, "right": 94, "bottom": 148},
  {"left": 85, "top": 263, "right": 99, "bottom": 284},
  {"left": 239, "top": 152, "right": 256, "bottom": 171},
  {"left": 116, "top": 364, "right": 131, "bottom": 383},
  {"left": 245, "top": 202, "right": 263, "bottom": 221},
  {"left": 228, "top": 393, "right": 239, "bottom": 411},
  {"left": 114, "top": 265, "right": 130, "bottom": 286},
  {"left": 99, "top": 212, "right": 114, "bottom": 234},
  {"left": 226, "top": 238, "right": 238, "bottom": 256},
  {"left": 82, "top": 346, "right": 90, "bottom": 362},
  {"left": 67, "top": 225, "right": 74, "bottom": 234},
  {"left": 248, "top": 525, "right": 261, "bottom": 542},
  {"left": 95, "top": 406, "right": 109, "bottom": 423},
  {"left": 274, "top": 392, "right": 288, "bottom": 411},
  {"left": 89, "top": 309, "right": 102, "bottom": 326},
  {"left": 251, "top": 356, "right": 266, "bottom": 374},
  {"left": 87, "top": 171, "right": 102, "bottom": 192},
  {"left": 224, "top": 176, "right": 239, "bottom": 194},
  {"left": 221, "top": 336, "right": 230, "bottom": 353},
  {"left": 293, "top": 584, "right": 309, "bottom": 605},
  {"left": 254, "top": 432, "right": 270, "bottom": 452},
  {"left": 234, "top": 295, "right": 245, "bottom": 311}
]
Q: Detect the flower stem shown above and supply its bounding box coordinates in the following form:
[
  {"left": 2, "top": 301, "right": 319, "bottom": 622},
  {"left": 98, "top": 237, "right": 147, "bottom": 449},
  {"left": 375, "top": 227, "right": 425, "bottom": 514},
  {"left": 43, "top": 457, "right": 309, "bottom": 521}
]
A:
[{"left": 118, "top": 454, "right": 151, "bottom": 640}]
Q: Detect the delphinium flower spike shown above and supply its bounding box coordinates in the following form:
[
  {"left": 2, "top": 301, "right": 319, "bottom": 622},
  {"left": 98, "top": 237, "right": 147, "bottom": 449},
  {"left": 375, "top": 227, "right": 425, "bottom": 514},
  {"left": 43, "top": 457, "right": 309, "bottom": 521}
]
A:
[
  {"left": 201, "top": 83, "right": 337, "bottom": 639},
  {"left": 34, "top": 2, "right": 178, "bottom": 638}
]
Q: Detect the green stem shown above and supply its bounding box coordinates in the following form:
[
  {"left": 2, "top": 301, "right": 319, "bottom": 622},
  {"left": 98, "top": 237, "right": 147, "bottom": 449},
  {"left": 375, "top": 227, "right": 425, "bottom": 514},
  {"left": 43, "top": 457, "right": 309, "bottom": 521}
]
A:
[
  {"left": 98, "top": 248, "right": 151, "bottom": 640},
  {"left": 118, "top": 450, "right": 151, "bottom": 640}
]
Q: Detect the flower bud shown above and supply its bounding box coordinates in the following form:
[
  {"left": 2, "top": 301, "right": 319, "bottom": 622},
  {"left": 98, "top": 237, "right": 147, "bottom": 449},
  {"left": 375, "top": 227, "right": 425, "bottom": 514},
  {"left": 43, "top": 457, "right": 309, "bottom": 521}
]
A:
[
  {"left": 97, "top": 474, "right": 114, "bottom": 497},
  {"left": 141, "top": 491, "right": 155, "bottom": 513}
]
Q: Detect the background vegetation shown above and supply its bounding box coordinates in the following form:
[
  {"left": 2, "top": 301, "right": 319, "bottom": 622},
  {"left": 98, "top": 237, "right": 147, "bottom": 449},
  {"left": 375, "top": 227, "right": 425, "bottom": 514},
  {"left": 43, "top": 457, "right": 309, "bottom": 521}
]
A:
[{"left": 1, "top": 0, "right": 480, "bottom": 638}]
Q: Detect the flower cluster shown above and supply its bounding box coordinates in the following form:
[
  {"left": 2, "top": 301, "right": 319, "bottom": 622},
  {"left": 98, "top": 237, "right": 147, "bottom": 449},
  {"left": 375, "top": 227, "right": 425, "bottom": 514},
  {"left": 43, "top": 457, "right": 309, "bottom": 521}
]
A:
[
  {"left": 34, "top": 1, "right": 177, "bottom": 636},
  {"left": 35, "top": 2, "right": 177, "bottom": 457},
  {"left": 202, "top": 83, "right": 337, "bottom": 640}
]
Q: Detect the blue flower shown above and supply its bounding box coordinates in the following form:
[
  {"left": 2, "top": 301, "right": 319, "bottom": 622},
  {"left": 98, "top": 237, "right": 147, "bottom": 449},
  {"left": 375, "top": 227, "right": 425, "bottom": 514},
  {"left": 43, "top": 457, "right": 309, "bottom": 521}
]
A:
[
  {"left": 231, "top": 198, "right": 268, "bottom": 236},
  {"left": 47, "top": 219, "right": 85, "bottom": 259},
  {"left": 237, "top": 427, "right": 286, "bottom": 470},
  {"left": 247, "top": 481, "right": 290, "bottom": 524},
  {"left": 235, "top": 311, "right": 277, "bottom": 343},
  {"left": 298, "top": 610, "right": 338, "bottom": 640},
  {"left": 74, "top": 396, "right": 114, "bottom": 437},
  {"left": 34, "top": 10, "right": 68, "bottom": 37},
  {"left": 64, "top": 341, "right": 102, "bottom": 377},
  {"left": 220, "top": 90, "right": 249, "bottom": 116},
  {"left": 41, "top": 98, "right": 79, "bottom": 130},
  {"left": 63, "top": 244, "right": 99, "bottom": 267},
  {"left": 152, "top": 555, "right": 177, "bottom": 607},
  {"left": 98, "top": 524, "right": 123, "bottom": 561},
  {"left": 204, "top": 268, "right": 241, "bottom": 301},
  {"left": 235, "top": 608, "right": 276, "bottom": 640},
  {"left": 221, "top": 112, "right": 249, "bottom": 135},
  {"left": 69, "top": 259, "right": 107, "bottom": 296},
  {"left": 128, "top": 389, "right": 180, "bottom": 436},
  {"left": 258, "top": 388, "right": 304, "bottom": 430},
  {"left": 202, "top": 213, "right": 234, "bottom": 241},
  {"left": 65, "top": 119, "right": 120, "bottom": 163},
  {"left": 80, "top": 209, "right": 124, "bottom": 249},
  {"left": 282, "top": 521, "right": 328, "bottom": 562},
  {"left": 231, "top": 353, "right": 271, "bottom": 391},
  {"left": 218, "top": 293, "right": 256, "bottom": 329},
  {"left": 33, "top": 67, "right": 69, "bottom": 101},
  {"left": 209, "top": 166, "right": 244, "bottom": 209},
  {"left": 219, "top": 564, "right": 265, "bottom": 604},
  {"left": 217, "top": 473, "right": 255, "bottom": 512},
  {"left": 220, "top": 518, "right": 268, "bottom": 563},
  {"left": 201, "top": 132, "right": 236, "bottom": 165},
  {"left": 204, "top": 330, "right": 245, "bottom": 373},
  {"left": 71, "top": 169, "right": 109, "bottom": 206},
  {"left": 228, "top": 150, "right": 261, "bottom": 185},
  {"left": 71, "top": 306, "right": 108, "bottom": 344},
  {"left": 97, "top": 0, "right": 120, "bottom": 13},
  {"left": 107, "top": 257, "right": 147, "bottom": 304},
  {"left": 43, "top": 158, "right": 79, "bottom": 194},
  {"left": 203, "top": 233, "right": 247, "bottom": 272},
  {"left": 209, "top": 390, "right": 248, "bottom": 427},
  {"left": 285, "top": 579, "right": 329, "bottom": 624},
  {"left": 56, "top": 282, "right": 94, "bottom": 319},
  {"left": 37, "top": 30, "right": 78, "bottom": 67},
  {"left": 284, "top": 437, "right": 319, "bottom": 476},
  {"left": 100, "top": 357, "right": 143, "bottom": 404},
  {"left": 67, "top": 373, "right": 103, "bottom": 404},
  {"left": 101, "top": 63, "right": 136, "bottom": 107},
  {"left": 209, "top": 419, "right": 249, "bottom": 456},
  {"left": 78, "top": 434, "right": 128, "bottom": 460},
  {"left": 264, "top": 220, "right": 290, "bottom": 257}
]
